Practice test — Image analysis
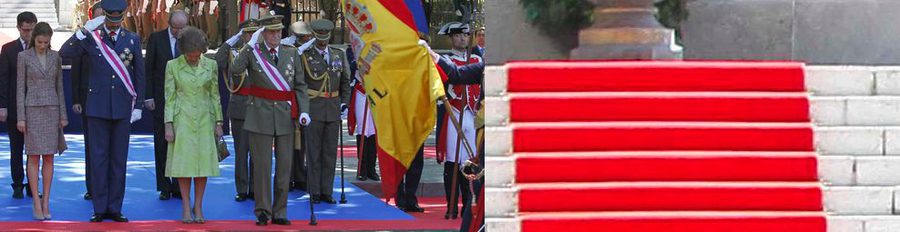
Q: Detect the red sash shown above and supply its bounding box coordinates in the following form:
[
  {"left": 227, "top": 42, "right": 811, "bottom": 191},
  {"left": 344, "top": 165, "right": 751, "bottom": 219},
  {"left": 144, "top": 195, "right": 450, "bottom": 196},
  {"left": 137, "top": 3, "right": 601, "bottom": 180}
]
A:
[{"left": 248, "top": 86, "right": 298, "bottom": 118}]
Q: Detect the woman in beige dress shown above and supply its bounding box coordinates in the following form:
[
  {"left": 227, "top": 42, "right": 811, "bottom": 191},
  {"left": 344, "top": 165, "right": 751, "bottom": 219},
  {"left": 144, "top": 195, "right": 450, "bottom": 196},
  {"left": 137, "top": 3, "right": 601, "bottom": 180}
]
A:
[{"left": 16, "top": 22, "right": 67, "bottom": 221}]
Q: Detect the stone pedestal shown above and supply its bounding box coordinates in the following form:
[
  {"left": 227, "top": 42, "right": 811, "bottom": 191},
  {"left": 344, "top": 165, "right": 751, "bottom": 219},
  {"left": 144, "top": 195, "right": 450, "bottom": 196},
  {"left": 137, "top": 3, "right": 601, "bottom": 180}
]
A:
[{"left": 571, "top": 0, "right": 676, "bottom": 60}]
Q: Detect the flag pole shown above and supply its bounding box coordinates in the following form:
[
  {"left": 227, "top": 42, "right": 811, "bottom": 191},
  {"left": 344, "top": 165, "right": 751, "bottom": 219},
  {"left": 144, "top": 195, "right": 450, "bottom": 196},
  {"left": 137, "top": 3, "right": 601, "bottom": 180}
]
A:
[
  {"left": 357, "top": 98, "right": 370, "bottom": 180},
  {"left": 447, "top": 93, "right": 467, "bottom": 219}
]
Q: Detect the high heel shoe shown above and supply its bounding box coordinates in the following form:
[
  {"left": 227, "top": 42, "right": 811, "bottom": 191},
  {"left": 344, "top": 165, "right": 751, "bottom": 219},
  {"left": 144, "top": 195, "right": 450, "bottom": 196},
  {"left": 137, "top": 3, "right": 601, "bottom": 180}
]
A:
[
  {"left": 181, "top": 210, "right": 193, "bottom": 224},
  {"left": 42, "top": 202, "right": 50, "bottom": 220},
  {"left": 192, "top": 207, "right": 205, "bottom": 224},
  {"left": 32, "top": 207, "right": 44, "bottom": 221}
]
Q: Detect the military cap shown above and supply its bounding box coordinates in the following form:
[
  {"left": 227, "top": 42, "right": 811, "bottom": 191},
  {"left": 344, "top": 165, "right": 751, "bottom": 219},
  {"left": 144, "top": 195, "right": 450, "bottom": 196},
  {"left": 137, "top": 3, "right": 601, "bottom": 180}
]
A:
[
  {"left": 291, "top": 21, "right": 312, "bottom": 35},
  {"left": 310, "top": 19, "right": 334, "bottom": 41},
  {"left": 438, "top": 22, "right": 470, "bottom": 36},
  {"left": 260, "top": 15, "right": 284, "bottom": 30},
  {"left": 101, "top": 0, "right": 127, "bottom": 23},
  {"left": 240, "top": 19, "right": 261, "bottom": 32}
]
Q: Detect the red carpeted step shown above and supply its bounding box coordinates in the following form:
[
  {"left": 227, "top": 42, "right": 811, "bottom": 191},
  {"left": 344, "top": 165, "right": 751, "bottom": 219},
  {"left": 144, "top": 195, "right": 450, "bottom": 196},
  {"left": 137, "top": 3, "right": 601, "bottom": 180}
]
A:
[
  {"left": 509, "top": 92, "right": 810, "bottom": 122},
  {"left": 519, "top": 211, "right": 826, "bottom": 232},
  {"left": 506, "top": 61, "right": 805, "bottom": 93},
  {"left": 513, "top": 122, "right": 814, "bottom": 152},
  {"left": 516, "top": 151, "right": 818, "bottom": 183},
  {"left": 518, "top": 182, "right": 823, "bottom": 212}
]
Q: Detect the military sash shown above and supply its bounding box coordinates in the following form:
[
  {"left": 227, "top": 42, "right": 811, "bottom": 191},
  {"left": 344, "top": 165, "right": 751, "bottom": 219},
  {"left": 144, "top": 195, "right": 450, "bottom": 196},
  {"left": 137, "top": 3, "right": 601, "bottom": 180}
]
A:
[
  {"left": 90, "top": 30, "right": 137, "bottom": 108},
  {"left": 251, "top": 44, "right": 291, "bottom": 92}
]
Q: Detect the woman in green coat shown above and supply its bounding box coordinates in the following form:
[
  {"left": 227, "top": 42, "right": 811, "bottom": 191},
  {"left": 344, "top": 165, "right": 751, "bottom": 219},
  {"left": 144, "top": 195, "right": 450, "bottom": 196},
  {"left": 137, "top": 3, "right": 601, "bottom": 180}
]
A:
[{"left": 163, "top": 27, "right": 223, "bottom": 224}]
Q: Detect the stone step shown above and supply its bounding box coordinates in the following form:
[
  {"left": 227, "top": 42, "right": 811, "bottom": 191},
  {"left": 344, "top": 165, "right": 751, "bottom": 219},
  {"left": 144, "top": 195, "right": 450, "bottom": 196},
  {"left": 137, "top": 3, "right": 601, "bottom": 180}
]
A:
[{"left": 0, "top": 8, "right": 56, "bottom": 14}]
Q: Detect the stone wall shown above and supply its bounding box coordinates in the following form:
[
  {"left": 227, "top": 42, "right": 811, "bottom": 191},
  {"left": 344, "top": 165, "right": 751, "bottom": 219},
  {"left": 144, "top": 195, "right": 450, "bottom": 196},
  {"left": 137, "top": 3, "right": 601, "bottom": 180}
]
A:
[{"left": 683, "top": 0, "right": 900, "bottom": 65}]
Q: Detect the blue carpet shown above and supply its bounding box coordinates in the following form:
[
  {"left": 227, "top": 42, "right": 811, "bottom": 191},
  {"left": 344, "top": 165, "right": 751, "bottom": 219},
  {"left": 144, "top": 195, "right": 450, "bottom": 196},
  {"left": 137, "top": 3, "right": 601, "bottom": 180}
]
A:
[{"left": 0, "top": 135, "right": 412, "bottom": 221}]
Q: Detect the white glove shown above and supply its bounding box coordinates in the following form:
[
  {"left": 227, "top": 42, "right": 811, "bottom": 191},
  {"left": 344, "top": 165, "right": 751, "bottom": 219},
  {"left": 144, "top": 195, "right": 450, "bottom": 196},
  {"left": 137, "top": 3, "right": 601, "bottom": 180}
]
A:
[
  {"left": 299, "top": 113, "right": 311, "bottom": 126},
  {"left": 248, "top": 28, "right": 265, "bottom": 47},
  {"left": 130, "top": 109, "right": 143, "bottom": 123},
  {"left": 76, "top": 16, "right": 106, "bottom": 40},
  {"left": 341, "top": 104, "right": 348, "bottom": 120},
  {"left": 226, "top": 31, "right": 243, "bottom": 47},
  {"left": 280, "top": 36, "right": 296, "bottom": 46},
  {"left": 297, "top": 38, "right": 316, "bottom": 53}
]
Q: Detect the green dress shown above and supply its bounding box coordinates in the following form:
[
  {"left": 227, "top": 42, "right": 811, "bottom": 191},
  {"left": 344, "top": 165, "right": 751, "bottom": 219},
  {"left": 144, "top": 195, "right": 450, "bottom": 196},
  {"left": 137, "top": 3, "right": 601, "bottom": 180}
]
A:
[{"left": 164, "top": 56, "right": 223, "bottom": 177}]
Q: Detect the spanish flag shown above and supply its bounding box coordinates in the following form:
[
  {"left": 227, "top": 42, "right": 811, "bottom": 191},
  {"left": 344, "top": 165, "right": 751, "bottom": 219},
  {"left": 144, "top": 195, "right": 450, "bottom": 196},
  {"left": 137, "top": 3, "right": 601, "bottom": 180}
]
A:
[{"left": 342, "top": 0, "right": 445, "bottom": 200}]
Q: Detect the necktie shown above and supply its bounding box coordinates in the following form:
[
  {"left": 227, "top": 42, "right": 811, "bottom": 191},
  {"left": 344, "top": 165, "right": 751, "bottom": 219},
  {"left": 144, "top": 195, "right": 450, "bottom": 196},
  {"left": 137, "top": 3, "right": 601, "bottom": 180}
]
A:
[
  {"left": 270, "top": 48, "right": 278, "bottom": 64},
  {"left": 109, "top": 31, "right": 117, "bottom": 44},
  {"left": 173, "top": 40, "right": 181, "bottom": 57}
]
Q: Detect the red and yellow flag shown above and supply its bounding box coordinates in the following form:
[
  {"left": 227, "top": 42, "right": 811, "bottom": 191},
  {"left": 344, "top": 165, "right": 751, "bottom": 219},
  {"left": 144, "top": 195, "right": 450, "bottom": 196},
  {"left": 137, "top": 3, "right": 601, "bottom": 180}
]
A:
[{"left": 342, "top": 0, "right": 445, "bottom": 200}]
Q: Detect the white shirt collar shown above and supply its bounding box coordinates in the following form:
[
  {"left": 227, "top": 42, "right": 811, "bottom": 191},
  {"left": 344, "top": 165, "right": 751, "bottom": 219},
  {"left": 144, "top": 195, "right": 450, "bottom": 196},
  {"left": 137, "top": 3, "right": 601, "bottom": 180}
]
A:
[
  {"left": 103, "top": 26, "right": 121, "bottom": 40},
  {"left": 19, "top": 38, "right": 26, "bottom": 49},
  {"left": 168, "top": 28, "right": 178, "bottom": 56},
  {"left": 316, "top": 46, "right": 328, "bottom": 55},
  {"left": 264, "top": 42, "right": 279, "bottom": 54}
]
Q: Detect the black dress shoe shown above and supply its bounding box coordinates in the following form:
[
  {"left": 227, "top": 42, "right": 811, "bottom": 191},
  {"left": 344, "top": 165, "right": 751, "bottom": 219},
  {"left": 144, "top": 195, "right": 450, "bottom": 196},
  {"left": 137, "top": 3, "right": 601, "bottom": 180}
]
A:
[
  {"left": 248, "top": 192, "right": 255, "bottom": 200},
  {"left": 107, "top": 213, "right": 128, "bottom": 222},
  {"left": 367, "top": 174, "right": 380, "bottom": 181},
  {"left": 320, "top": 195, "right": 337, "bottom": 204},
  {"left": 235, "top": 193, "right": 248, "bottom": 202},
  {"left": 356, "top": 175, "right": 367, "bottom": 181},
  {"left": 90, "top": 214, "right": 104, "bottom": 222},
  {"left": 310, "top": 195, "right": 321, "bottom": 204},
  {"left": 290, "top": 181, "right": 296, "bottom": 190},
  {"left": 11, "top": 184, "right": 23, "bottom": 199},
  {"left": 172, "top": 192, "right": 182, "bottom": 199},
  {"left": 403, "top": 205, "right": 425, "bottom": 213},
  {"left": 256, "top": 214, "right": 269, "bottom": 226},
  {"left": 84, "top": 192, "right": 92, "bottom": 200},
  {"left": 159, "top": 191, "right": 171, "bottom": 200},
  {"left": 272, "top": 218, "right": 291, "bottom": 225}
]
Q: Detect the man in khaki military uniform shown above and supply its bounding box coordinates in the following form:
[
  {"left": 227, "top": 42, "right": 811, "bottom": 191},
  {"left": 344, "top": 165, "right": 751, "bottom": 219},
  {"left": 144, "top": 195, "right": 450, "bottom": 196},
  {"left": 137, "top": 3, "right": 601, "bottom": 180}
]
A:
[
  {"left": 230, "top": 15, "right": 311, "bottom": 226},
  {"left": 302, "top": 19, "right": 351, "bottom": 205},
  {"left": 216, "top": 18, "right": 259, "bottom": 202}
]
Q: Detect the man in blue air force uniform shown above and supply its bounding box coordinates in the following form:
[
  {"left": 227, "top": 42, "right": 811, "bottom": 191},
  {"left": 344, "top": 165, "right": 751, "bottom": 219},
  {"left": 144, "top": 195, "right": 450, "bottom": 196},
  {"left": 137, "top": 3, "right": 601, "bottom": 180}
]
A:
[{"left": 59, "top": 0, "right": 145, "bottom": 223}]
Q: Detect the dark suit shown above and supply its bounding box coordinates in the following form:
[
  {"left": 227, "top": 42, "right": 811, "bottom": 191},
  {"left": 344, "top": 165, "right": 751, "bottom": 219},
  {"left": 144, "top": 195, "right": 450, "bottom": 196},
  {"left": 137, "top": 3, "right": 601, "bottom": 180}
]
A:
[
  {"left": 0, "top": 39, "right": 26, "bottom": 191},
  {"left": 70, "top": 47, "right": 93, "bottom": 195},
  {"left": 59, "top": 28, "right": 145, "bottom": 215},
  {"left": 145, "top": 29, "right": 179, "bottom": 195}
]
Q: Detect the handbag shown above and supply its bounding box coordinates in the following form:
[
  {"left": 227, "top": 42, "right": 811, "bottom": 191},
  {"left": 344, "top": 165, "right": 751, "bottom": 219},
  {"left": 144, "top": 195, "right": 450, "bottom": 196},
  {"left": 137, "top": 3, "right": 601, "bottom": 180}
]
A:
[
  {"left": 217, "top": 136, "right": 230, "bottom": 162},
  {"left": 57, "top": 128, "right": 67, "bottom": 155}
]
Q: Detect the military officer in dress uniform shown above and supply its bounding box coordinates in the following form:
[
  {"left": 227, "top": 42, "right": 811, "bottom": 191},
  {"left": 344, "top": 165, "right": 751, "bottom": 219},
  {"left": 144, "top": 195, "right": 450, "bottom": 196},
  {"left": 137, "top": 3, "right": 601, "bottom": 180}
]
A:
[
  {"left": 302, "top": 19, "right": 351, "bottom": 205},
  {"left": 436, "top": 21, "right": 481, "bottom": 220},
  {"left": 230, "top": 15, "right": 310, "bottom": 226},
  {"left": 59, "top": 0, "right": 146, "bottom": 223},
  {"left": 216, "top": 18, "right": 260, "bottom": 202}
]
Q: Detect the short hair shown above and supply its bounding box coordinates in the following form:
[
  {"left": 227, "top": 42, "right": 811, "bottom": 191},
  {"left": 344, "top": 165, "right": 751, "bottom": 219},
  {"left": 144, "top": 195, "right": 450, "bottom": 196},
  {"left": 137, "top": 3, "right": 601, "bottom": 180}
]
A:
[
  {"left": 29, "top": 22, "right": 53, "bottom": 48},
  {"left": 176, "top": 27, "right": 209, "bottom": 54},
  {"left": 169, "top": 10, "right": 188, "bottom": 25},
  {"left": 17, "top": 12, "right": 37, "bottom": 28}
]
